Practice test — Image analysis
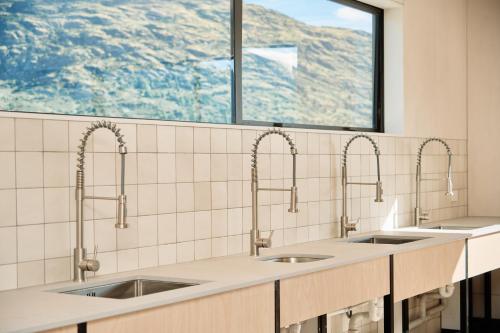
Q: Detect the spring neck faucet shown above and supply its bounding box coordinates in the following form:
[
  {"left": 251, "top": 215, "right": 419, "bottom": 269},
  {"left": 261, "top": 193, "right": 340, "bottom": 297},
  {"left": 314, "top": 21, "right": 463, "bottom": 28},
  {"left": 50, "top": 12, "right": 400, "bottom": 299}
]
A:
[
  {"left": 74, "top": 120, "right": 128, "bottom": 282},
  {"left": 341, "top": 134, "right": 383, "bottom": 238},
  {"left": 250, "top": 129, "right": 298, "bottom": 256},
  {"left": 414, "top": 138, "right": 454, "bottom": 227}
]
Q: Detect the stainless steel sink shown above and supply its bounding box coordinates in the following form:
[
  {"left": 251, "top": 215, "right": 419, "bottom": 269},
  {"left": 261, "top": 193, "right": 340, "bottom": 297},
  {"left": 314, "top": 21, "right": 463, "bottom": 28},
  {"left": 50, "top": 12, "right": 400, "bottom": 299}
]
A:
[
  {"left": 259, "top": 254, "right": 333, "bottom": 263},
  {"left": 60, "top": 278, "right": 199, "bottom": 299},
  {"left": 349, "top": 235, "right": 429, "bottom": 245},
  {"left": 421, "top": 225, "right": 476, "bottom": 230}
]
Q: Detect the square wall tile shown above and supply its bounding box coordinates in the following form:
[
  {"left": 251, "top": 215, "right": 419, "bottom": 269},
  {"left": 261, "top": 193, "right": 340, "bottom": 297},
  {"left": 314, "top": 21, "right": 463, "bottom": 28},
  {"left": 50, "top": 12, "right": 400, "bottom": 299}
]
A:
[
  {"left": 44, "top": 152, "right": 69, "bottom": 187},
  {"left": 93, "top": 186, "right": 118, "bottom": 219},
  {"left": 177, "top": 212, "right": 194, "bottom": 242},
  {"left": 158, "top": 183, "right": 176, "bottom": 214},
  {"left": 177, "top": 241, "right": 194, "bottom": 263},
  {"left": 0, "top": 264, "right": 17, "bottom": 291},
  {"left": 158, "top": 244, "right": 176, "bottom": 265},
  {"left": 43, "top": 120, "right": 68, "bottom": 152},
  {"left": 0, "top": 118, "right": 15, "bottom": 151},
  {"left": 195, "top": 211, "right": 211, "bottom": 240},
  {"left": 137, "top": 125, "right": 157, "bottom": 152},
  {"left": 17, "top": 260, "right": 44, "bottom": 287},
  {"left": 194, "top": 154, "right": 210, "bottom": 182},
  {"left": 93, "top": 127, "right": 116, "bottom": 153},
  {"left": 157, "top": 126, "right": 175, "bottom": 153},
  {"left": 16, "top": 152, "right": 43, "bottom": 188},
  {"left": 95, "top": 251, "right": 117, "bottom": 276},
  {"left": 211, "top": 182, "right": 227, "bottom": 210},
  {"left": 194, "top": 182, "right": 211, "bottom": 211},
  {"left": 17, "top": 188, "right": 44, "bottom": 225},
  {"left": 138, "top": 184, "right": 158, "bottom": 216},
  {"left": 212, "top": 237, "right": 227, "bottom": 257},
  {"left": 158, "top": 153, "right": 176, "bottom": 183},
  {"left": 137, "top": 153, "right": 157, "bottom": 184},
  {"left": 138, "top": 215, "right": 158, "bottom": 247},
  {"left": 210, "top": 154, "right": 227, "bottom": 181},
  {"left": 210, "top": 129, "right": 226, "bottom": 153},
  {"left": 194, "top": 128, "right": 210, "bottom": 153},
  {"left": 139, "top": 246, "right": 158, "bottom": 268},
  {"left": 93, "top": 153, "right": 116, "bottom": 186},
  {"left": 0, "top": 189, "right": 16, "bottom": 227},
  {"left": 195, "top": 239, "right": 211, "bottom": 260},
  {"left": 158, "top": 213, "right": 176, "bottom": 244},
  {"left": 212, "top": 209, "right": 227, "bottom": 237},
  {"left": 0, "top": 227, "right": 16, "bottom": 264},
  {"left": 176, "top": 183, "right": 194, "bottom": 212},
  {"left": 227, "top": 181, "right": 242, "bottom": 208},
  {"left": 16, "top": 119, "right": 43, "bottom": 151},
  {"left": 0, "top": 152, "right": 16, "bottom": 189},
  {"left": 227, "top": 130, "right": 242, "bottom": 153},
  {"left": 45, "top": 257, "right": 70, "bottom": 283},
  {"left": 94, "top": 219, "right": 117, "bottom": 252},
  {"left": 117, "top": 249, "right": 139, "bottom": 272},
  {"left": 175, "top": 127, "right": 193, "bottom": 153},
  {"left": 17, "top": 225, "right": 44, "bottom": 262},
  {"left": 176, "top": 154, "right": 194, "bottom": 182},
  {"left": 117, "top": 217, "right": 138, "bottom": 250},
  {"left": 44, "top": 222, "right": 70, "bottom": 258}
]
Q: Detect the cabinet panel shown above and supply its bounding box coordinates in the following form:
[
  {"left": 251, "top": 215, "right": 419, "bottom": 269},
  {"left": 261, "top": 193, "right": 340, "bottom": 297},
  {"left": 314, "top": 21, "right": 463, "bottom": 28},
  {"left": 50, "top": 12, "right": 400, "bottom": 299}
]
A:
[
  {"left": 393, "top": 240, "right": 466, "bottom": 302},
  {"left": 88, "top": 283, "right": 274, "bottom": 333},
  {"left": 468, "top": 233, "right": 500, "bottom": 278},
  {"left": 280, "top": 257, "right": 390, "bottom": 327}
]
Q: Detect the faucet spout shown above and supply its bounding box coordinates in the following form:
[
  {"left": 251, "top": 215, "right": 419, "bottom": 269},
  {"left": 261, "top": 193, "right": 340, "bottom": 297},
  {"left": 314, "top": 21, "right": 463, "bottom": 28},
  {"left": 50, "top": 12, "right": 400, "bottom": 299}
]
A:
[
  {"left": 250, "top": 128, "right": 298, "bottom": 256},
  {"left": 414, "top": 137, "right": 454, "bottom": 227},
  {"left": 74, "top": 120, "right": 128, "bottom": 282},
  {"left": 341, "top": 134, "right": 383, "bottom": 238}
]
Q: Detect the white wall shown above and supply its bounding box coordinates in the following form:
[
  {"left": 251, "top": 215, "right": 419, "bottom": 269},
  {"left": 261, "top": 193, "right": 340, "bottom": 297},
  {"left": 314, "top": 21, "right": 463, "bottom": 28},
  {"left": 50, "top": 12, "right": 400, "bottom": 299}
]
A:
[
  {"left": 467, "top": 0, "right": 500, "bottom": 215},
  {"left": 403, "top": 0, "right": 468, "bottom": 140}
]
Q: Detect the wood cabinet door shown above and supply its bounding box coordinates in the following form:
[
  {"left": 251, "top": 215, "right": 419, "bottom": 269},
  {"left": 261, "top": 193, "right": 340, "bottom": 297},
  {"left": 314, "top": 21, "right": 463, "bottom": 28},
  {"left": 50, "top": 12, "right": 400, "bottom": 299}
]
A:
[{"left": 87, "top": 283, "right": 275, "bottom": 333}]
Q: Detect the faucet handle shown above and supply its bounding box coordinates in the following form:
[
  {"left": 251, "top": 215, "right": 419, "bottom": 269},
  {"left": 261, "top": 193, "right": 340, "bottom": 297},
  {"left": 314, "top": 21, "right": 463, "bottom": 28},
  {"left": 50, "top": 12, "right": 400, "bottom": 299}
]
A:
[
  {"left": 345, "top": 219, "right": 359, "bottom": 232},
  {"left": 256, "top": 230, "right": 274, "bottom": 249}
]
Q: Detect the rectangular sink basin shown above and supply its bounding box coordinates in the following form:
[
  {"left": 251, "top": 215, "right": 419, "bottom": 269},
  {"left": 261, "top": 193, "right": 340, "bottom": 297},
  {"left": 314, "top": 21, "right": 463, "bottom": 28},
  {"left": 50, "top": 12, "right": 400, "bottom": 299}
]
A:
[
  {"left": 350, "top": 235, "right": 429, "bottom": 245},
  {"left": 421, "top": 225, "right": 476, "bottom": 230},
  {"left": 60, "top": 278, "right": 199, "bottom": 299},
  {"left": 259, "top": 254, "right": 333, "bottom": 263}
]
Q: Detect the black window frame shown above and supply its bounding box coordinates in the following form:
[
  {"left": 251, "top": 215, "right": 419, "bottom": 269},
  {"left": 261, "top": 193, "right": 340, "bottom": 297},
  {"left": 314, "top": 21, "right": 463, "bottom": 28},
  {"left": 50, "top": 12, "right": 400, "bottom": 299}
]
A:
[{"left": 232, "top": 0, "right": 384, "bottom": 133}]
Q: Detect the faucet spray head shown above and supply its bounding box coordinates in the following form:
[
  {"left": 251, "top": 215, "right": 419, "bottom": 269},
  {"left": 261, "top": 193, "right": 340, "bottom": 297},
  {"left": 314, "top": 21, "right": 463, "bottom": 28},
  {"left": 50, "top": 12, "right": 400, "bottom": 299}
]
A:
[
  {"left": 288, "top": 186, "right": 299, "bottom": 213},
  {"left": 445, "top": 177, "right": 454, "bottom": 198},
  {"left": 375, "top": 181, "right": 384, "bottom": 202},
  {"left": 115, "top": 194, "right": 128, "bottom": 229}
]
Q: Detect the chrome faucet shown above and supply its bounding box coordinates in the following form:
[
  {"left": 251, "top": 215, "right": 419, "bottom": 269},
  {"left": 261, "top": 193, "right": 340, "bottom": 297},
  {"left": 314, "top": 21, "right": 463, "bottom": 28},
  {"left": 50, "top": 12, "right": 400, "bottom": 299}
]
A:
[
  {"left": 250, "top": 129, "right": 298, "bottom": 256},
  {"left": 414, "top": 138, "right": 454, "bottom": 227},
  {"left": 341, "top": 134, "right": 383, "bottom": 238},
  {"left": 74, "top": 120, "right": 128, "bottom": 282}
]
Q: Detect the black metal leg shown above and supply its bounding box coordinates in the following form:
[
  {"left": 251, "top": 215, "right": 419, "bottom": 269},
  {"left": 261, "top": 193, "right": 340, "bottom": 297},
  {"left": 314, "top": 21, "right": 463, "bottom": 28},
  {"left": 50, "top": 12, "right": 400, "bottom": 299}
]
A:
[
  {"left": 384, "top": 255, "right": 394, "bottom": 333},
  {"left": 402, "top": 299, "right": 409, "bottom": 333},
  {"left": 318, "top": 314, "right": 327, "bottom": 333},
  {"left": 275, "top": 280, "right": 280, "bottom": 333},
  {"left": 460, "top": 279, "right": 468, "bottom": 333},
  {"left": 484, "top": 272, "right": 492, "bottom": 321}
]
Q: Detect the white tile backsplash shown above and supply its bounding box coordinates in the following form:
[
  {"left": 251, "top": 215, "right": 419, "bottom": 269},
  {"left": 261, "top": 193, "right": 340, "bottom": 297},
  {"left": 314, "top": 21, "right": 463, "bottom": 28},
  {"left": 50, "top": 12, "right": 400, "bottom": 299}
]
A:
[{"left": 0, "top": 115, "right": 468, "bottom": 290}]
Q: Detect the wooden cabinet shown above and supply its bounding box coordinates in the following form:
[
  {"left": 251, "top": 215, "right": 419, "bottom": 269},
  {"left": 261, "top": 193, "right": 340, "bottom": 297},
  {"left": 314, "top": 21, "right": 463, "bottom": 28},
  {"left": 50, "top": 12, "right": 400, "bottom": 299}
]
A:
[
  {"left": 468, "top": 233, "right": 500, "bottom": 278},
  {"left": 393, "top": 240, "right": 466, "bottom": 302},
  {"left": 41, "top": 326, "right": 77, "bottom": 333},
  {"left": 279, "top": 257, "right": 390, "bottom": 327},
  {"left": 87, "top": 283, "right": 274, "bottom": 333}
]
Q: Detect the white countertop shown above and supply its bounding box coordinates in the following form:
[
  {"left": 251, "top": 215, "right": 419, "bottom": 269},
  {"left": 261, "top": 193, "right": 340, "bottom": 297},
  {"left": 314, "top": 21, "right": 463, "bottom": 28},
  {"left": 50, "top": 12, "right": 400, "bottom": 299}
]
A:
[
  {"left": 399, "top": 216, "right": 500, "bottom": 237},
  {"left": 0, "top": 228, "right": 474, "bottom": 333}
]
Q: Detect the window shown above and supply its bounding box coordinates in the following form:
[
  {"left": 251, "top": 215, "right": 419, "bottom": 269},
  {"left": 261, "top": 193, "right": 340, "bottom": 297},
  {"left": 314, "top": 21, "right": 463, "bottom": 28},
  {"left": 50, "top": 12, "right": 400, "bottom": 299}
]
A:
[
  {"left": 239, "top": 0, "right": 383, "bottom": 131},
  {"left": 0, "top": 0, "right": 383, "bottom": 131},
  {"left": 0, "top": 0, "right": 233, "bottom": 123}
]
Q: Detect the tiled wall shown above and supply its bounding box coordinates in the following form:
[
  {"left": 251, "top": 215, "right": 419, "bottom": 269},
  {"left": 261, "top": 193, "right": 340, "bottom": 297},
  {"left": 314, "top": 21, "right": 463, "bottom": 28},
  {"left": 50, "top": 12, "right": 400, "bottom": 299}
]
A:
[{"left": 0, "top": 114, "right": 468, "bottom": 290}]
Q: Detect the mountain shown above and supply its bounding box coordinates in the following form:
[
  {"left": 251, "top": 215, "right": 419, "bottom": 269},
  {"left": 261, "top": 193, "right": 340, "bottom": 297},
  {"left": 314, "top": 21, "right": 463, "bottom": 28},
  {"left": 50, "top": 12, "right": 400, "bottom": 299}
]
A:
[{"left": 0, "top": 0, "right": 373, "bottom": 127}]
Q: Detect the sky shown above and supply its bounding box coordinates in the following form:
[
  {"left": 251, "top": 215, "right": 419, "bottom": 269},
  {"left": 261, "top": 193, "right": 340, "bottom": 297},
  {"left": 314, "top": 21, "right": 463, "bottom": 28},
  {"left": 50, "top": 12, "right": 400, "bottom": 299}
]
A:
[{"left": 245, "top": 0, "right": 373, "bottom": 33}]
